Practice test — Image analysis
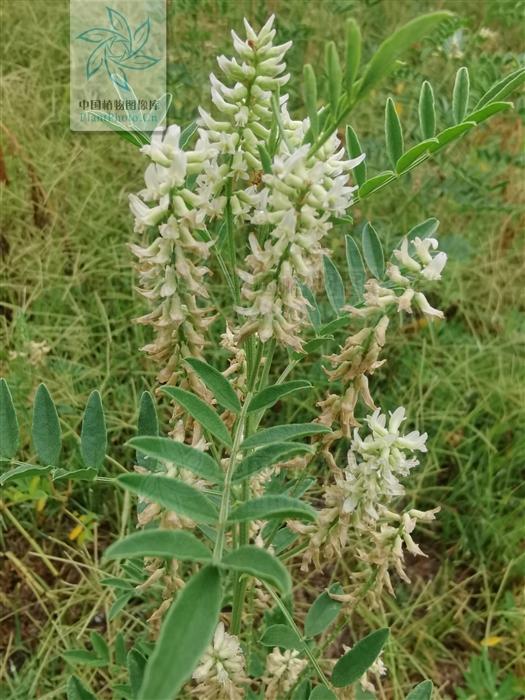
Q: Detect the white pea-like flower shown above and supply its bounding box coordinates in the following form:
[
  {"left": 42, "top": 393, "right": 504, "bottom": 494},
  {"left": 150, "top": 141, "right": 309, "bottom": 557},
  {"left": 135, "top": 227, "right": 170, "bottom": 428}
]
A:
[{"left": 192, "top": 622, "right": 247, "bottom": 697}]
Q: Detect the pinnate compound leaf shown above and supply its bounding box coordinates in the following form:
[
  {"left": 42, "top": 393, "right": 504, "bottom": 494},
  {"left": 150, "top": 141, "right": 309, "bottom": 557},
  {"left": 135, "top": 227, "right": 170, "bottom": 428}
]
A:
[
  {"left": 0, "top": 379, "right": 19, "bottom": 460},
  {"left": 139, "top": 565, "right": 222, "bottom": 700},
  {"left": 32, "top": 384, "right": 61, "bottom": 465},
  {"left": 185, "top": 358, "right": 241, "bottom": 414},
  {"left": 305, "top": 584, "right": 344, "bottom": 638},
  {"left": 248, "top": 380, "right": 312, "bottom": 414},
  {"left": 221, "top": 545, "right": 291, "bottom": 595},
  {"left": 406, "top": 680, "right": 433, "bottom": 700},
  {"left": 260, "top": 624, "right": 303, "bottom": 650},
  {"left": 357, "top": 12, "right": 452, "bottom": 98},
  {"left": 229, "top": 496, "right": 317, "bottom": 524},
  {"left": 80, "top": 391, "right": 106, "bottom": 470},
  {"left": 362, "top": 223, "right": 385, "bottom": 279},
  {"left": 118, "top": 473, "right": 218, "bottom": 523},
  {"left": 332, "top": 628, "right": 389, "bottom": 687},
  {"left": 103, "top": 529, "right": 212, "bottom": 562},
  {"left": 233, "top": 442, "right": 313, "bottom": 482},
  {"left": 323, "top": 256, "right": 346, "bottom": 314},
  {"left": 129, "top": 436, "right": 223, "bottom": 483},
  {"left": 242, "top": 423, "right": 331, "bottom": 450},
  {"left": 161, "top": 387, "right": 232, "bottom": 447}
]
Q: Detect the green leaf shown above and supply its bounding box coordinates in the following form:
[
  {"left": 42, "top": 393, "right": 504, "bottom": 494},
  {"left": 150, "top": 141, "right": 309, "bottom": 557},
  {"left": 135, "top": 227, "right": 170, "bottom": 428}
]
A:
[
  {"left": 260, "top": 624, "right": 303, "bottom": 650},
  {"left": 0, "top": 463, "right": 53, "bottom": 486},
  {"left": 80, "top": 391, "right": 106, "bottom": 470},
  {"left": 407, "top": 218, "right": 439, "bottom": 240},
  {"left": 475, "top": 66, "right": 525, "bottom": 109},
  {"left": 305, "top": 584, "right": 343, "bottom": 637},
  {"left": 118, "top": 473, "right": 218, "bottom": 523},
  {"left": 137, "top": 390, "right": 158, "bottom": 470},
  {"left": 221, "top": 545, "right": 291, "bottom": 595},
  {"left": 248, "top": 380, "right": 312, "bottom": 414},
  {"left": 430, "top": 121, "right": 475, "bottom": 151},
  {"left": 358, "top": 171, "right": 394, "bottom": 199},
  {"left": 258, "top": 143, "right": 273, "bottom": 174},
  {"left": 362, "top": 223, "right": 385, "bottom": 279},
  {"left": 323, "top": 256, "right": 346, "bottom": 314},
  {"left": 233, "top": 442, "right": 313, "bottom": 482},
  {"left": 452, "top": 66, "right": 470, "bottom": 123},
  {"left": 406, "top": 680, "right": 433, "bottom": 700},
  {"left": 185, "top": 358, "right": 241, "bottom": 414},
  {"left": 53, "top": 467, "right": 96, "bottom": 482},
  {"left": 345, "top": 235, "right": 366, "bottom": 301},
  {"left": 344, "top": 18, "right": 361, "bottom": 91},
  {"left": 128, "top": 436, "right": 223, "bottom": 483},
  {"left": 139, "top": 565, "right": 222, "bottom": 700},
  {"left": 128, "top": 648, "right": 147, "bottom": 698},
  {"left": 303, "top": 65, "right": 319, "bottom": 138},
  {"left": 300, "top": 284, "right": 322, "bottom": 330},
  {"left": 326, "top": 42, "right": 342, "bottom": 115},
  {"left": 32, "top": 384, "right": 61, "bottom": 465},
  {"left": 309, "top": 687, "right": 337, "bottom": 700},
  {"left": 229, "top": 495, "right": 317, "bottom": 524},
  {"left": 90, "top": 631, "right": 109, "bottom": 662},
  {"left": 109, "top": 593, "right": 131, "bottom": 621},
  {"left": 357, "top": 12, "right": 452, "bottom": 98},
  {"left": 115, "top": 632, "right": 127, "bottom": 666},
  {"left": 64, "top": 650, "right": 107, "bottom": 667},
  {"left": 0, "top": 379, "right": 19, "bottom": 460},
  {"left": 395, "top": 138, "right": 438, "bottom": 174},
  {"left": 103, "top": 529, "right": 212, "bottom": 563},
  {"left": 138, "top": 390, "right": 158, "bottom": 436},
  {"left": 466, "top": 101, "right": 513, "bottom": 125},
  {"left": 67, "top": 675, "right": 96, "bottom": 700},
  {"left": 345, "top": 125, "right": 366, "bottom": 187},
  {"left": 332, "top": 628, "right": 390, "bottom": 687},
  {"left": 161, "top": 387, "right": 232, "bottom": 448},
  {"left": 242, "top": 423, "right": 331, "bottom": 450},
  {"left": 385, "top": 97, "right": 404, "bottom": 167},
  {"left": 419, "top": 80, "right": 435, "bottom": 139}
]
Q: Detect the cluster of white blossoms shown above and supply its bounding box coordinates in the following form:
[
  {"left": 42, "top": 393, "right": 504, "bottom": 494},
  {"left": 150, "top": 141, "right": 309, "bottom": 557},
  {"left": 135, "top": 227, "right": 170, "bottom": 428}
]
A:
[
  {"left": 237, "top": 136, "right": 365, "bottom": 350},
  {"left": 263, "top": 648, "right": 308, "bottom": 699},
  {"left": 349, "top": 235, "right": 448, "bottom": 321},
  {"left": 191, "top": 622, "right": 247, "bottom": 699},
  {"left": 129, "top": 15, "right": 367, "bottom": 379},
  {"left": 341, "top": 406, "right": 428, "bottom": 520}
]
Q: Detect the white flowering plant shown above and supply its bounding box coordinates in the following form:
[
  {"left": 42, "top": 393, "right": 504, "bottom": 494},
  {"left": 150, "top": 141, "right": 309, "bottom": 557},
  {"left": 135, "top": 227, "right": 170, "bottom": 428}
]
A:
[{"left": 1, "top": 11, "right": 523, "bottom": 700}]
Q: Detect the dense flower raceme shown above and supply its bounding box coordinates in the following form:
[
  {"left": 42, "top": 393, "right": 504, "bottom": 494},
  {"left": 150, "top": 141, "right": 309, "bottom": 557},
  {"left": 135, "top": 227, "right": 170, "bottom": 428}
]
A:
[
  {"left": 192, "top": 622, "right": 248, "bottom": 699},
  {"left": 129, "top": 14, "right": 366, "bottom": 378}
]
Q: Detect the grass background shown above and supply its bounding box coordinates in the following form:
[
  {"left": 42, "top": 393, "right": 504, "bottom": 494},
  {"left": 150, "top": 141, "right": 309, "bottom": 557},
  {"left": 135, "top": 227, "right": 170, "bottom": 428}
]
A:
[{"left": 0, "top": 0, "right": 524, "bottom": 698}]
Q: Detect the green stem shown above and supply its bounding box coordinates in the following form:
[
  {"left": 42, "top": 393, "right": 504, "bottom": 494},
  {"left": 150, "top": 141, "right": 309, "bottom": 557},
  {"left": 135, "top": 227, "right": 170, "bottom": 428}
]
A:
[
  {"left": 264, "top": 584, "right": 332, "bottom": 689},
  {"left": 212, "top": 392, "right": 253, "bottom": 563}
]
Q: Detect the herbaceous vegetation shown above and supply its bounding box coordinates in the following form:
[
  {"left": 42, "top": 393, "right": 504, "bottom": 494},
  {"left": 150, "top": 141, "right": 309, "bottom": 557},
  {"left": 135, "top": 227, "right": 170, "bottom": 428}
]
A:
[{"left": 1, "top": 4, "right": 523, "bottom": 700}]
